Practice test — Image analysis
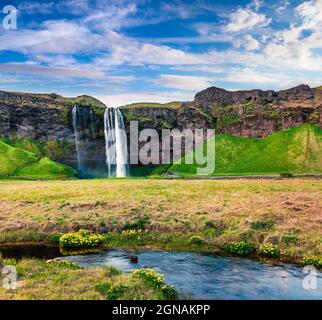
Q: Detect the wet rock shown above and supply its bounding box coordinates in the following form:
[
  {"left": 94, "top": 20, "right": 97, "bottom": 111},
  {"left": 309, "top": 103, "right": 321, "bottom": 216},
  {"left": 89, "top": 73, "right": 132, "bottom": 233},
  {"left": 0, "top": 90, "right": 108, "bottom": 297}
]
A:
[{"left": 130, "top": 256, "right": 138, "bottom": 263}]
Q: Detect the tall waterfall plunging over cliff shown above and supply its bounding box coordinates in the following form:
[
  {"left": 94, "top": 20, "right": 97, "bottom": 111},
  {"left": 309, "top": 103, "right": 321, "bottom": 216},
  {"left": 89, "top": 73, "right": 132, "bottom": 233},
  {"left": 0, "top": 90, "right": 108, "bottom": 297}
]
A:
[{"left": 104, "top": 108, "right": 129, "bottom": 177}]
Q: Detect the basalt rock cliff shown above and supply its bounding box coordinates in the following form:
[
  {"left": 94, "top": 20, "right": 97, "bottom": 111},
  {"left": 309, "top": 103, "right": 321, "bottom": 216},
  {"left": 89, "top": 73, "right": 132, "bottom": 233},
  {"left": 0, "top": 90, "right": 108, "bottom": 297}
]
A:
[
  {"left": 121, "top": 84, "right": 322, "bottom": 138},
  {"left": 0, "top": 91, "right": 107, "bottom": 176},
  {"left": 0, "top": 84, "right": 321, "bottom": 173}
]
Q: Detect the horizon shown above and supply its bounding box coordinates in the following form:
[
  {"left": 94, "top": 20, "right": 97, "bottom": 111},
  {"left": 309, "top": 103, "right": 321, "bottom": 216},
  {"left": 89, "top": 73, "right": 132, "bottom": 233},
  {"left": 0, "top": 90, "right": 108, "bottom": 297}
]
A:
[
  {"left": 0, "top": 0, "right": 322, "bottom": 106},
  {"left": 0, "top": 82, "right": 321, "bottom": 108}
]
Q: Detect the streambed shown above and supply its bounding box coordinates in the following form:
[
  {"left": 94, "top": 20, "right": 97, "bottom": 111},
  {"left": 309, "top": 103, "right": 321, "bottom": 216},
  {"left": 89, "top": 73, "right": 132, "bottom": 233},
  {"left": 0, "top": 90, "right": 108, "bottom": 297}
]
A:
[{"left": 1, "top": 246, "right": 321, "bottom": 300}]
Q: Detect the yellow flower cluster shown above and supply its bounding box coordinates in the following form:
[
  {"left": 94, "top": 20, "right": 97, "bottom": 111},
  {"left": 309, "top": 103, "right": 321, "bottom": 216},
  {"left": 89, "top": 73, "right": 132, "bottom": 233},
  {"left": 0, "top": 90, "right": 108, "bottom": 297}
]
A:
[
  {"left": 132, "top": 268, "right": 165, "bottom": 287},
  {"left": 59, "top": 229, "right": 104, "bottom": 249},
  {"left": 132, "top": 268, "right": 178, "bottom": 299}
]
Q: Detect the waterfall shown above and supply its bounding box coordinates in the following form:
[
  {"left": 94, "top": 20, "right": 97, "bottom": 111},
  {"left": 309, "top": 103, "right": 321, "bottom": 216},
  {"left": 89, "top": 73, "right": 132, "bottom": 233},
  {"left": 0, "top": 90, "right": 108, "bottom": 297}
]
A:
[
  {"left": 72, "top": 105, "right": 83, "bottom": 172},
  {"left": 72, "top": 104, "right": 97, "bottom": 178},
  {"left": 104, "top": 108, "right": 129, "bottom": 177}
]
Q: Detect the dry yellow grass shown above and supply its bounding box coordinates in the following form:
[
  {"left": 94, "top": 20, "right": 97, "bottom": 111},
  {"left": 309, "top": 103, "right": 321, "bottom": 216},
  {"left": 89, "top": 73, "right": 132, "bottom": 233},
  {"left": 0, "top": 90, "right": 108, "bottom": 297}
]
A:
[{"left": 0, "top": 178, "right": 321, "bottom": 258}]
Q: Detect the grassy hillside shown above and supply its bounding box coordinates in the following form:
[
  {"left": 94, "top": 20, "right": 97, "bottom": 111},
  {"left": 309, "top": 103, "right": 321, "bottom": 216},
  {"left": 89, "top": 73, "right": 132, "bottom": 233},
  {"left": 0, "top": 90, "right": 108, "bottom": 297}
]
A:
[
  {"left": 0, "top": 139, "right": 76, "bottom": 179},
  {"left": 167, "top": 124, "right": 322, "bottom": 176}
]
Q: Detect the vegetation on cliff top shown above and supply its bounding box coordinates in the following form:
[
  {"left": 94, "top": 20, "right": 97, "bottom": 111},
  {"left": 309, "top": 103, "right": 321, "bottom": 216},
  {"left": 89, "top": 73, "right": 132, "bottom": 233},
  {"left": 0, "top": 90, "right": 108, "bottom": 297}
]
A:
[{"left": 121, "top": 101, "right": 182, "bottom": 109}]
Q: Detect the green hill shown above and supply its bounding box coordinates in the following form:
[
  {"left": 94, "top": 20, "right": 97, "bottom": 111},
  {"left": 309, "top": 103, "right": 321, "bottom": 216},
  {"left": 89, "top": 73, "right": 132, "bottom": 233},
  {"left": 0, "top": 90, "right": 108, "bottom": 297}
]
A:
[
  {"left": 0, "top": 139, "right": 76, "bottom": 179},
  {"left": 166, "top": 124, "right": 322, "bottom": 176}
]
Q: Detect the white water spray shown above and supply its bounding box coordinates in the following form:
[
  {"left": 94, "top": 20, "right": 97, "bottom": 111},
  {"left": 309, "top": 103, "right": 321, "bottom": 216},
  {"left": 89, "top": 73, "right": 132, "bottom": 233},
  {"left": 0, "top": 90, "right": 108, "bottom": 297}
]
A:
[
  {"left": 72, "top": 105, "right": 82, "bottom": 172},
  {"left": 104, "top": 108, "right": 129, "bottom": 177}
]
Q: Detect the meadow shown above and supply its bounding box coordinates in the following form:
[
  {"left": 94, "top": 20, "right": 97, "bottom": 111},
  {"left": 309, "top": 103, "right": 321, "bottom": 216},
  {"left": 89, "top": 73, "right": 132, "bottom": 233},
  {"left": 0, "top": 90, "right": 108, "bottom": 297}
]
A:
[{"left": 0, "top": 178, "right": 321, "bottom": 264}]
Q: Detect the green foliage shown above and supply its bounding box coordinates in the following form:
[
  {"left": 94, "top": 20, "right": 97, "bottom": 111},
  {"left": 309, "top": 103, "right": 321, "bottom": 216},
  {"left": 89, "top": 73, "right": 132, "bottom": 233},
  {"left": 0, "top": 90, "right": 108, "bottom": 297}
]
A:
[
  {"left": 46, "top": 259, "right": 81, "bottom": 270},
  {"left": 189, "top": 235, "right": 204, "bottom": 245},
  {"left": 280, "top": 173, "right": 294, "bottom": 178},
  {"left": 95, "top": 283, "right": 128, "bottom": 300},
  {"left": 44, "top": 140, "right": 74, "bottom": 160},
  {"left": 251, "top": 218, "right": 275, "bottom": 230},
  {"left": 47, "top": 233, "right": 63, "bottom": 244},
  {"left": 13, "top": 157, "right": 77, "bottom": 179},
  {"left": 226, "top": 241, "right": 254, "bottom": 256},
  {"left": 258, "top": 244, "right": 280, "bottom": 257},
  {"left": 0, "top": 138, "right": 76, "bottom": 179},
  {"left": 123, "top": 215, "right": 150, "bottom": 231},
  {"left": 282, "top": 234, "right": 298, "bottom": 244},
  {"left": 59, "top": 229, "right": 104, "bottom": 249},
  {"left": 204, "top": 220, "right": 226, "bottom": 236},
  {"left": 302, "top": 256, "right": 322, "bottom": 268},
  {"left": 132, "top": 268, "right": 178, "bottom": 300}
]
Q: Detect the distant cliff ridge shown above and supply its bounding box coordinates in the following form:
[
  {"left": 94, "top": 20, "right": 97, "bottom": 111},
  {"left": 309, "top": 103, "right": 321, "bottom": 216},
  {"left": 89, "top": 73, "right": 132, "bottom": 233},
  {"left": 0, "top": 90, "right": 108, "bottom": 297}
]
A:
[{"left": 121, "top": 84, "right": 322, "bottom": 138}]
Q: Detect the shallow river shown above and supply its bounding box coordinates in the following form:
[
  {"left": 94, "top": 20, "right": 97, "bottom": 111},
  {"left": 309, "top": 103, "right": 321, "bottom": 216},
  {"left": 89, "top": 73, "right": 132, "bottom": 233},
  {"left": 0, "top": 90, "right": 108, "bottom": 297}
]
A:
[{"left": 60, "top": 249, "right": 322, "bottom": 300}]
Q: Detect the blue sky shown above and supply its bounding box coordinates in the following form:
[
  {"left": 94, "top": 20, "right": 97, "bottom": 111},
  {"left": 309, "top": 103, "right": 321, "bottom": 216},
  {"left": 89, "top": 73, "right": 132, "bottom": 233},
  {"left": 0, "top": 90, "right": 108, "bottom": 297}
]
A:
[{"left": 0, "top": 0, "right": 321, "bottom": 106}]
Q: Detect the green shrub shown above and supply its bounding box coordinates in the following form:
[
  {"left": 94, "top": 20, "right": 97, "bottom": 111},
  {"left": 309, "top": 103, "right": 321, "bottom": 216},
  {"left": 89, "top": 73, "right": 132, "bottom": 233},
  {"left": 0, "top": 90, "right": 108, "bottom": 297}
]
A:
[
  {"left": 226, "top": 241, "right": 254, "bottom": 256},
  {"left": 204, "top": 220, "right": 226, "bottom": 236},
  {"left": 302, "top": 256, "right": 322, "bottom": 268},
  {"left": 251, "top": 218, "right": 275, "bottom": 230},
  {"left": 280, "top": 172, "right": 294, "bottom": 178},
  {"left": 258, "top": 244, "right": 280, "bottom": 257},
  {"left": 95, "top": 283, "right": 128, "bottom": 300},
  {"left": 59, "top": 229, "right": 104, "bottom": 249},
  {"left": 189, "top": 235, "right": 204, "bottom": 245},
  {"left": 123, "top": 215, "right": 150, "bottom": 231},
  {"left": 132, "top": 268, "right": 178, "bottom": 300},
  {"left": 47, "top": 233, "right": 63, "bottom": 244},
  {"left": 282, "top": 234, "right": 298, "bottom": 244}
]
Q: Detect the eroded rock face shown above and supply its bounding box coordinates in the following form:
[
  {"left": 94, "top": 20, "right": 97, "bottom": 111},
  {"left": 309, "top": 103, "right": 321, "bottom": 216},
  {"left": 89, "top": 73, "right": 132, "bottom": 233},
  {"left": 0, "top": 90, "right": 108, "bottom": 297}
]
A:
[
  {"left": 194, "top": 84, "right": 317, "bottom": 108},
  {"left": 0, "top": 91, "right": 107, "bottom": 175},
  {"left": 121, "top": 84, "right": 322, "bottom": 139}
]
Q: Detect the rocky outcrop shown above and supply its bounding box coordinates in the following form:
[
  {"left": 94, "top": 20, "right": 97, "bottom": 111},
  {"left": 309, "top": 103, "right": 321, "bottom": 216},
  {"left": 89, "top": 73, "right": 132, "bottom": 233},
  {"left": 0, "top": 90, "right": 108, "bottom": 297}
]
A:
[
  {"left": 121, "top": 84, "right": 322, "bottom": 139},
  {"left": 1, "top": 84, "right": 321, "bottom": 172},
  {"left": 0, "top": 91, "right": 107, "bottom": 176}
]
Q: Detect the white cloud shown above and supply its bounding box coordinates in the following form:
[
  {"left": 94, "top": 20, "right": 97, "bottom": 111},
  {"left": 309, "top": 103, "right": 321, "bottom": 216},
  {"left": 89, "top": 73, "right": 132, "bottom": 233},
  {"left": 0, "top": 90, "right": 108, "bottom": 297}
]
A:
[
  {"left": 226, "top": 7, "right": 271, "bottom": 32},
  {"left": 96, "top": 91, "right": 193, "bottom": 108},
  {"left": 234, "top": 35, "right": 260, "bottom": 50},
  {"left": 0, "top": 20, "right": 99, "bottom": 54},
  {"left": 154, "top": 74, "right": 213, "bottom": 91},
  {"left": 0, "top": 62, "right": 106, "bottom": 79}
]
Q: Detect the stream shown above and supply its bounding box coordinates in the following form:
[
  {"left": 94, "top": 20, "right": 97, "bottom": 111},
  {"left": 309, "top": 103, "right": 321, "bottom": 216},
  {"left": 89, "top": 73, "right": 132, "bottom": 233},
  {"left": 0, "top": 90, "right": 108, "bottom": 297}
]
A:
[
  {"left": 1, "top": 246, "right": 321, "bottom": 300},
  {"left": 61, "top": 249, "right": 322, "bottom": 300}
]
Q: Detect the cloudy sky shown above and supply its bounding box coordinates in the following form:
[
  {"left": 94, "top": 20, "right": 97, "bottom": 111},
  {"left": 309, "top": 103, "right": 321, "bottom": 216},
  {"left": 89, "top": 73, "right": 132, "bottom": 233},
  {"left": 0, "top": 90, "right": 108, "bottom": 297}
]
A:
[{"left": 0, "top": 0, "right": 321, "bottom": 106}]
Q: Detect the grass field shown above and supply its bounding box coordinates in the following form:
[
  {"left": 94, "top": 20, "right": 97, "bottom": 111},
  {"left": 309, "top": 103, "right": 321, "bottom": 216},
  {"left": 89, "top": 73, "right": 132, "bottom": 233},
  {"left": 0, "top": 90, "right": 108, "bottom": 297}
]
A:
[{"left": 0, "top": 178, "right": 321, "bottom": 265}]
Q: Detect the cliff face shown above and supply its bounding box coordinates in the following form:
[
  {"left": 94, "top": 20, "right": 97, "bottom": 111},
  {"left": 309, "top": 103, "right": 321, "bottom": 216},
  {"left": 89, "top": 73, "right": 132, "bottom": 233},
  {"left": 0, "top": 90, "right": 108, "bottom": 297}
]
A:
[
  {"left": 121, "top": 84, "right": 322, "bottom": 138},
  {"left": 1, "top": 84, "right": 321, "bottom": 172},
  {"left": 0, "top": 91, "right": 107, "bottom": 176}
]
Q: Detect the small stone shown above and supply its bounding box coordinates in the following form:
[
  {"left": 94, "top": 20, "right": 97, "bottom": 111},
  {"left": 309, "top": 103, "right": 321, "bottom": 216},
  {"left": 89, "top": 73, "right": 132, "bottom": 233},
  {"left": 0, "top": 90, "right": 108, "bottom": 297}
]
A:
[{"left": 130, "top": 256, "right": 138, "bottom": 263}]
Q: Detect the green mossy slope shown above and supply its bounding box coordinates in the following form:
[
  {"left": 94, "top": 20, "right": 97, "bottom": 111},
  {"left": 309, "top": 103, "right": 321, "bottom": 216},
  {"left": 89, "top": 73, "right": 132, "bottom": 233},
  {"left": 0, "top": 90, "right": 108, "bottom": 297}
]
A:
[
  {"left": 167, "top": 124, "right": 322, "bottom": 176},
  {"left": 0, "top": 139, "right": 76, "bottom": 179}
]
